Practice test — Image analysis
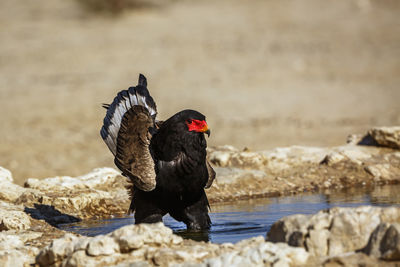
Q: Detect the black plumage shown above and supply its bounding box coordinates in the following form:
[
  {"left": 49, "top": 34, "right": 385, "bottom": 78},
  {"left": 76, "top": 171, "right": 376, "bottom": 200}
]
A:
[{"left": 100, "top": 74, "right": 215, "bottom": 230}]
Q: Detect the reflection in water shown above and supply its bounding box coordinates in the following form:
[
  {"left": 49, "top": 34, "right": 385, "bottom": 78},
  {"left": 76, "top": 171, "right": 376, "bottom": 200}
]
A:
[
  {"left": 175, "top": 229, "right": 211, "bottom": 242},
  {"left": 60, "top": 184, "right": 400, "bottom": 244}
]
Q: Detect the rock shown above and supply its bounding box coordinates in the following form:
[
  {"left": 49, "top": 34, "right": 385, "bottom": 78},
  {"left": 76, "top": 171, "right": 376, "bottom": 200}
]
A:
[
  {"left": 25, "top": 167, "right": 122, "bottom": 191},
  {"left": 365, "top": 164, "right": 399, "bottom": 182},
  {"left": 0, "top": 182, "right": 27, "bottom": 203},
  {"left": 0, "top": 167, "right": 27, "bottom": 202},
  {"left": 208, "top": 151, "right": 232, "bottom": 167},
  {"left": 36, "top": 223, "right": 184, "bottom": 266},
  {"left": 203, "top": 241, "right": 309, "bottom": 267},
  {"left": 265, "top": 146, "right": 327, "bottom": 162},
  {"left": 0, "top": 203, "right": 31, "bottom": 231},
  {"left": 0, "top": 231, "right": 41, "bottom": 267},
  {"left": 229, "top": 151, "right": 267, "bottom": 169},
  {"left": 36, "top": 233, "right": 79, "bottom": 266},
  {"left": 0, "top": 167, "right": 13, "bottom": 183},
  {"left": 378, "top": 224, "right": 400, "bottom": 261},
  {"left": 63, "top": 250, "right": 95, "bottom": 267},
  {"left": 261, "top": 146, "right": 330, "bottom": 172},
  {"left": 334, "top": 146, "right": 372, "bottom": 165},
  {"left": 322, "top": 252, "right": 382, "bottom": 267},
  {"left": 267, "top": 206, "right": 400, "bottom": 258},
  {"left": 214, "top": 168, "right": 267, "bottom": 185},
  {"left": 21, "top": 168, "right": 131, "bottom": 220},
  {"left": 0, "top": 249, "right": 36, "bottom": 267},
  {"left": 347, "top": 133, "right": 380, "bottom": 147},
  {"left": 208, "top": 145, "right": 239, "bottom": 153},
  {"left": 112, "top": 261, "right": 150, "bottom": 267},
  {"left": 347, "top": 134, "right": 363, "bottom": 145},
  {"left": 208, "top": 149, "right": 266, "bottom": 169},
  {"left": 0, "top": 233, "right": 24, "bottom": 250},
  {"left": 0, "top": 167, "right": 130, "bottom": 222},
  {"left": 320, "top": 152, "right": 346, "bottom": 166},
  {"left": 320, "top": 146, "right": 375, "bottom": 166},
  {"left": 86, "top": 235, "right": 119, "bottom": 256},
  {"left": 328, "top": 206, "right": 380, "bottom": 256},
  {"left": 111, "top": 222, "right": 183, "bottom": 251},
  {"left": 369, "top": 127, "right": 400, "bottom": 149},
  {"left": 362, "top": 223, "right": 400, "bottom": 260},
  {"left": 36, "top": 223, "right": 310, "bottom": 267},
  {"left": 349, "top": 127, "right": 400, "bottom": 149}
]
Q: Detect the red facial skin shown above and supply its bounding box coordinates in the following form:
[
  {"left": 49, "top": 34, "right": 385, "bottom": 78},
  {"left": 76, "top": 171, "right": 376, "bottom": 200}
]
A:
[{"left": 186, "top": 119, "right": 209, "bottom": 133}]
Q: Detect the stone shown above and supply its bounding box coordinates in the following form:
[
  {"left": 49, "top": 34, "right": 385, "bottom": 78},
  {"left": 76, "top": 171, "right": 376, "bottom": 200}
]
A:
[
  {"left": 25, "top": 167, "right": 122, "bottom": 191},
  {"left": 365, "top": 164, "right": 398, "bottom": 182},
  {"left": 111, "top": 222, "right": 183, "bottom": 251},
  {"left": 0, "top": 204, "right": 31, "bottom": 231},
  {"left": 0, "top": 231, "right": 40, "bottom": 267},
  {"left": 0, "top": 167, "right": 13, "bottom": 182},
  {"left": 0, "top": 182, "right": 27, "bottom": 203},
  {"left": 334, "top": 146, "right": 372, "bottom": 165},
  {"left": 229, "top": 151, "right": 267, "bottom": 169},
  {"left": 369, "top": 126, "right": 400, "bottom": 149},
  {"left": 36, "top": 223, "right": 184, "bottom": 266},
  {"left": 347, "top": 134, "right": 364, "bottom": 145},
  {"left": 63, "top": 250, "right": 93, "bottom": 267},
  {"left": 20, "top": 168, "right": 131, "bottom": 219},
  {"left": 322, "top": 252, "right": 382, "bottom": 267},
  {"left": 263, "top": 146, "right": 328, "bottom": 164},
  {"left": 0, "top": 167, "right": 27, "bottom": 202},
  {"left": 208, "top": 151, "right": 232, "bottom": 167},
  {"left": 362, "top": 223, "right": 400, "bottom": 260},
  {"left": 86, "top": 235, "right": 119, "bottom": 256},
  {"left": 320, "top": 152, "right": 346, "bottom": 166},
  {"left": 203, "top": 241, "right": 309, "bottom": 267},
  {"left": 36, "top": 233, "right": 78, "bottom": 266},
  {"left": 214, "top": 167, "right": 267, "bottom": 185},
  {"left": 111, "top": 261, "right": 150, "bottom": 267},
  {"left": 267, "top": 206, "right": 400, "bottom": 258},
  {"left": 35, "top": 223, "right": 310, "bottom": 267},
  {"left": 208, "top": 149, "right": 267, "bottom": 169},
  {"left": 328, "top": 206, "right": 380, "bottom": 256},
  {"left": 0, "top": 233, "right": 24, "bottom": 250},
  {"left": 0, "top": 249, "right": 36, "bottom": 267},
  {"left": 380, "top": 224, "right": 400, "bottom": 260},
  {"left": 111, "top": 227, "right": 144, "bottom": 252}
]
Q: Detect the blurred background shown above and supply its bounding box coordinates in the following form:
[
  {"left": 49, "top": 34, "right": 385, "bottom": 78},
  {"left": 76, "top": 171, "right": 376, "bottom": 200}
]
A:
[{"left": 1, "top": 0, "right": 399, "bottom": 184}]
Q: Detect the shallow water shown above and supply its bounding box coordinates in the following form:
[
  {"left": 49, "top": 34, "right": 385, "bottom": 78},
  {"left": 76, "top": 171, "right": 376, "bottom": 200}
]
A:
[{"left": 60, "top": 184, "right": 400, "bottom": 244}]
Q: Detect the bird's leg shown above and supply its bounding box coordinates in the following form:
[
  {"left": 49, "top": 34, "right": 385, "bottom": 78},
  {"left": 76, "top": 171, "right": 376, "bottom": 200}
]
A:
[
  {"left": 135, "top": 213, "right": 163, "bottom": 224},
  {"left": 133, "top": 191, "right": 165, "bottom": 224},
  {"left": 171, "top": 191, "right": 211, "bottom": 230}
]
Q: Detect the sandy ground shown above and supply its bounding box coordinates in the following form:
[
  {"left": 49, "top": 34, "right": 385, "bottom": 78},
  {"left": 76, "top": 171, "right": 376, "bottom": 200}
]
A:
[{"left": 1, "top": 0, "right": 399, "bottom": 184}]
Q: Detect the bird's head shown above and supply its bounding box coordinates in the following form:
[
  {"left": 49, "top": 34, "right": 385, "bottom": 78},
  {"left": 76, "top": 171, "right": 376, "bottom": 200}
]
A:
[
  {"left": 182, "top": 110, "right": 210, "bottom": 137},
  {"left": 151, "top": 109, "right": 210, "bottom": 161},
  {"left": 186, "top": 118, "right": 210, "bottom": 137}
]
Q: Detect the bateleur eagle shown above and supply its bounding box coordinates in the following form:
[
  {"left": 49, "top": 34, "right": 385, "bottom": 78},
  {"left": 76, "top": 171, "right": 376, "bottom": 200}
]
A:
[{"left": 100, "top": 74, "right": 215, "bottom": 230}]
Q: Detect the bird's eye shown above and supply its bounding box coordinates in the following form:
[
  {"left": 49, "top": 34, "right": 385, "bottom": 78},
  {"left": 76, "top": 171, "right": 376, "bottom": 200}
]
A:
[{"left": 187, "top": 119, "right": 192, "bottom": 124}]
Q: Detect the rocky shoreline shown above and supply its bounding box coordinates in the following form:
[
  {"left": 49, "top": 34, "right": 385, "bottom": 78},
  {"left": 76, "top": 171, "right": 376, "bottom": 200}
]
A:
[{"left": 0, "top": 126, "right": 399, "bottom": 266}]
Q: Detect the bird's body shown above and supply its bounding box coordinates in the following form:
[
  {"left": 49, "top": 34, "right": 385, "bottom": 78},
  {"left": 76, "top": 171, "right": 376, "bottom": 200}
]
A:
[{"left": 100, "top": 74, "right": 214, "bottom": 230}]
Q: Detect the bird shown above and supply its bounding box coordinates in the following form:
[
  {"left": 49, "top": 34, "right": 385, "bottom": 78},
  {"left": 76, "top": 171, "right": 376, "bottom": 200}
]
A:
[{"left": 100, "top": 74, "right": 215, "bottom": 230}]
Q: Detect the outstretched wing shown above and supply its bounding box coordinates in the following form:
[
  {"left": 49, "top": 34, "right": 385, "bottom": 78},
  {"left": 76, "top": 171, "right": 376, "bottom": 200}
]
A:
[
  {"left": 114, "top": 105, "right": 156, "bottom": 191},
  {"left": 100, "top": 74, "right": 157, "bottom": 156},
  {"left": 205, "top": 160, "right": 215, "bottom": 189},
  {"left": 100, "top": 74, "right": 157, "bottom": 191}
]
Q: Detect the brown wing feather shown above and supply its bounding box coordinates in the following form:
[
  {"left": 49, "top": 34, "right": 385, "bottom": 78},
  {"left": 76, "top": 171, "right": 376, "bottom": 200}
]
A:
[
  {"left": 114, "top": 105, "right": 156, "bottom": 192},
  {"left": 205, "top": 160, "right": 215, "bottom": 189}
]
